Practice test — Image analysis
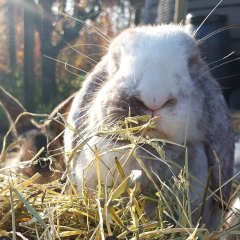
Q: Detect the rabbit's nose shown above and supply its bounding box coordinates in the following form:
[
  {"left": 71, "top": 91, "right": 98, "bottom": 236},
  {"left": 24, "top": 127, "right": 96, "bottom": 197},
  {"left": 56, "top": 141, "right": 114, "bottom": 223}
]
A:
[
  {"left": 139, "top": 96, "right": 163, "bottom": 111},
  {"left": 142, "top": 97, "right": 177, "bottom": 112}
]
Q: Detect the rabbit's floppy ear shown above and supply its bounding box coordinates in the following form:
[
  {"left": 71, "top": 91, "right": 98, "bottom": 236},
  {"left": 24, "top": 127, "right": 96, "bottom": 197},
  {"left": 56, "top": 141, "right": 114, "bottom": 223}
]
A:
[
  {"left": 199, "top": 72, "right": 235, "bottom": 202},
  {"left": 188, "top": 53, "right": 235, "bottom": 202},
  {"left": 0, "top": 85, "right": 38, "bottom": 136},
  {"left": 49, "top": 92, "right": 77, "bottom": 120},
  {"left": 67, "top": 55, "right": 110, "bottom": 131},
  {"left": 46, "top": 92, "right": 77, "bottom": 139},
  {"left": 76, "top": 55, "right": 110, "bottom": 106}
]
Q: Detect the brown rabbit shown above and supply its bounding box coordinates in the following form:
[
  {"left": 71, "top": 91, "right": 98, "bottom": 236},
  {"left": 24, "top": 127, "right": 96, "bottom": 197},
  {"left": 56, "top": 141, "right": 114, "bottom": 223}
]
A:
[
  {"left": 64, "top": 25, "right": 235, "bottom": 231},
  {"left": 0, "top": 85, "right": 76, "bottom": 184}
]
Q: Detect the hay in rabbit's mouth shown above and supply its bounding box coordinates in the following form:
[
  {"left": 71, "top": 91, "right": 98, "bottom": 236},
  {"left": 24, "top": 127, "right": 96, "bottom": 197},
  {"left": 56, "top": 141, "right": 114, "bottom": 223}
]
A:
[{"left": 0, "top": 114, "right": 239, "bottom": 240}]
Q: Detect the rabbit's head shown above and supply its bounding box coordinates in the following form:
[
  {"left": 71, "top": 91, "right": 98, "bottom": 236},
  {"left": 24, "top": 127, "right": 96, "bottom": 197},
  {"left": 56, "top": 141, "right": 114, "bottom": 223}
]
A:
[
  {"left": 0, "top": 85, "right": 76, "bottom": 183},
  {"left": 86, "top": 26, "right": 208, "bottom": 144}
]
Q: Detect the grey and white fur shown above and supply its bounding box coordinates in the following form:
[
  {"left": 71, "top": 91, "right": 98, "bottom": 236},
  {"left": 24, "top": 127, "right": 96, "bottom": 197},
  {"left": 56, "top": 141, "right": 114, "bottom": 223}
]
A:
[{"left": 64, "top": 25, "right": 235, "bottom": 231}]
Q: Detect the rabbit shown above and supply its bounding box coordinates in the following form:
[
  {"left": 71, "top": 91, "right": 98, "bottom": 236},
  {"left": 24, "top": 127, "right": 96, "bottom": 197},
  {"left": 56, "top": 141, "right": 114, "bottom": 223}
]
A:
[
  {"left": 64, "top": 25, "right": 235, "bottom": 231},
  {"left": 0, "top": 85, "right": 76, "bottom": 184}
]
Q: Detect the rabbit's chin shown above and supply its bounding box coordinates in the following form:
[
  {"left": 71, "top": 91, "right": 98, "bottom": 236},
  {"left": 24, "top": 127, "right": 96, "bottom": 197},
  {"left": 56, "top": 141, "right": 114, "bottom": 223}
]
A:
[
  {"left": 144, "top": 128, "right": 168, "bottom": 140},
  {"left": 145, "top": 128, "right": 186, "bottom": 144}
]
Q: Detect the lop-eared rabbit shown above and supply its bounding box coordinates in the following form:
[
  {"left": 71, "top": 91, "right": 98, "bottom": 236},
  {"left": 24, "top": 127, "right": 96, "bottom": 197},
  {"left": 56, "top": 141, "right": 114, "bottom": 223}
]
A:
[
  {"left": 0, "top": 85, "right": 75, "bottom": 184},
  {"left": 65, "top": 25, "right": 235, "bottom": 231}
]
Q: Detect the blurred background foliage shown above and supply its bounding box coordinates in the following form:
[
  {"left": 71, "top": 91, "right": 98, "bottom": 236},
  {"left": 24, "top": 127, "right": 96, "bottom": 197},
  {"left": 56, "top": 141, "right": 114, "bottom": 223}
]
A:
[
  {"left": 0, "top": 0, "right": 145, "bottom": 122},
  {"left": 1, "top": 0, "right": 240, "bottom": 126}
]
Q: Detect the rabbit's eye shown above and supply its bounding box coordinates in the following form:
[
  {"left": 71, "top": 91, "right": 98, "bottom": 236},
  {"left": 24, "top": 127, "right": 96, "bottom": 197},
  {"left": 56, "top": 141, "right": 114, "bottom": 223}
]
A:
[
  {"left": 163, "top": 98, "right": 177, "bottom": 107},
  {"left": 134, "top": 94, "right": 140, "bottom": 99}
]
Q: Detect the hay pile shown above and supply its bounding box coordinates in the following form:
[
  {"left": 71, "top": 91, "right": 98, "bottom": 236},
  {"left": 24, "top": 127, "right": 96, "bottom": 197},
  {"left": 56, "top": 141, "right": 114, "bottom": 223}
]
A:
[{"left": 0, "top": 115, "right": 239, "bottom": 240}]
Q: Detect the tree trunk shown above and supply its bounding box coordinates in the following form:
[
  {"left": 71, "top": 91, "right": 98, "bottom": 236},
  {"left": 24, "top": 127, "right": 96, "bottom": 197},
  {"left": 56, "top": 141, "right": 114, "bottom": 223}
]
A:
[
  {"left": 174, "top": 0, "right": 187, "bottom": 24},
  {"left": 36, "top": 0, "right": 58, "bottom": 105},
  {"left": 41, "top": 53, "right": 58, "bottom": 104},
  {"left": 24, "top": 0, "right": 35, "bottom": 111},
  {"left": 35, "top": 0, "right": 99, "bottom": 105},
  {"left": 7, "top": 1, "right": 16, "bottom": 73},
  {"left": 144, "top": 0, "right": 160, "bottom": 24}
]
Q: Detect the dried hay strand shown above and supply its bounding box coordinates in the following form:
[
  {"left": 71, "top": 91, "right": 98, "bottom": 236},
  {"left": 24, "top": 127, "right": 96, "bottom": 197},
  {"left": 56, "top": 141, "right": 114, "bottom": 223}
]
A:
[{"left": 0, "top": 114, "right": 240, "bottom": 239}]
